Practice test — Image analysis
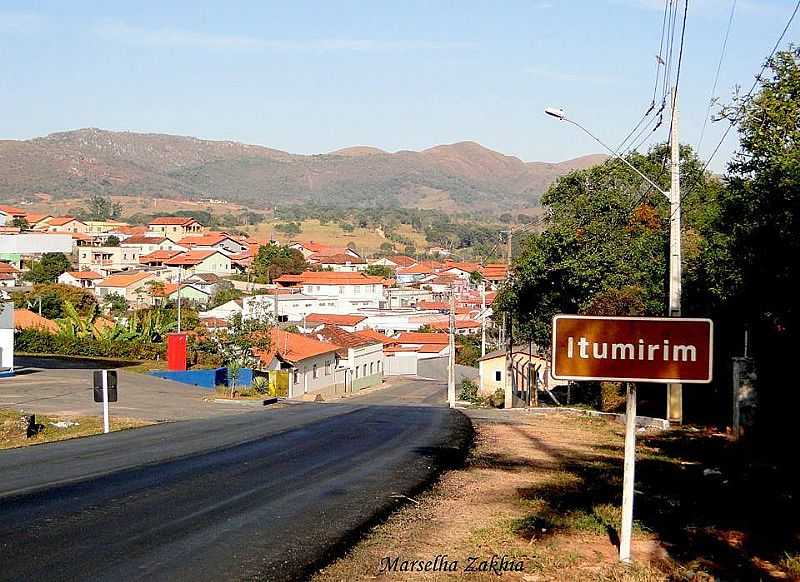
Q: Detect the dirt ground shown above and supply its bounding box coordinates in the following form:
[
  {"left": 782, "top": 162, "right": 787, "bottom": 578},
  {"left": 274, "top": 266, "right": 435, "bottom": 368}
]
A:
[{"left": 313, "top": 410, "right": 799, "bottom": 581}]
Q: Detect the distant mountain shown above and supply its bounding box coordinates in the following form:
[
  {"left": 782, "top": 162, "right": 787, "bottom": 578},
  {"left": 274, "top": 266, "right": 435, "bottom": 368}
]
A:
[{"left": 0, "top": 128, "right": 607, "bottom": 212}]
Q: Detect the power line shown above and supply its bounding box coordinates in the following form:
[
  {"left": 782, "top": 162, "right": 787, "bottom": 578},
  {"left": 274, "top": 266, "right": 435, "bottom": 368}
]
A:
[
  {"left": 672, "top": 0, "right": 800, "bottom": 221},
  {"left": 696, "top": 0, "right": 737, "bottom": 154}
]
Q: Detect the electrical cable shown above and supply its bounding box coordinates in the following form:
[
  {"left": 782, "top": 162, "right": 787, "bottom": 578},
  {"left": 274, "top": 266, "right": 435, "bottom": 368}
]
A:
[{"left": 696, "top": 0, "right": 737, "bottom": 154}]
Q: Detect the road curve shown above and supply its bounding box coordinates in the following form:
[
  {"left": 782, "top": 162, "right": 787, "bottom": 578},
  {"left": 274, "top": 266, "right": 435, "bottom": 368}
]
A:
[{"left": 0, "top": 379, "right": 472, "bottom": 581}]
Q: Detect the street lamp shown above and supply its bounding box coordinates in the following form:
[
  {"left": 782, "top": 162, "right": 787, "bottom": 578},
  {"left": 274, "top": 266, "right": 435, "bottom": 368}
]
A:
[{"left": 544, "top": 107, "right": 669, "bottom": 199}]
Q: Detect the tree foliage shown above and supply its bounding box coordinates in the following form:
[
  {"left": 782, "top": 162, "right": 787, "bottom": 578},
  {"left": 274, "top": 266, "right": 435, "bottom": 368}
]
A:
[
  {"left": 497, "top": 144, "right": 722, "bottom": 346},
  {"left": 23, "top": 253, "right": 71, "bottom": 284},
  {"left": 250, "top": 245, "right": 307, "bottom": 283}
]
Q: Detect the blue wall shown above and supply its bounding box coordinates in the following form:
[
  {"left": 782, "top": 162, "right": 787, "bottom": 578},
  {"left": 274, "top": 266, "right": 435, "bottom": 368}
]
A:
[{"left": 148, "top": 367, "right": 253, "bottom": 390}]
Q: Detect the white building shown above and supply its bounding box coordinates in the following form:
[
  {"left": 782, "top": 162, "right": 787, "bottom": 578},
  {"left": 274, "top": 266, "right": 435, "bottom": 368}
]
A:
[
  {"left": 257, "top": 328, "right": 341, "bottom": 398},
  {"left": 312, "top": 325, "right": 384, "bottom": 391},
  {"left": 58, "top": 271, "right": 104, "bottom": 289}
]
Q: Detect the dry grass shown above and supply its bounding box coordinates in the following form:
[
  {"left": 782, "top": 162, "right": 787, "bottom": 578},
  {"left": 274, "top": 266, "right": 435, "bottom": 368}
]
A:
[
  {"left": 0, "top": 409, "right": 153, "bottom": 449},
  {"left": 242, "top": 219, "right": 427, "bottom": 254},
  {"left": 313, "top": 414, "right": 673, "bottom": 581},
  {"left": 313, "top": 412, "right": 799, "bottom": 581}
]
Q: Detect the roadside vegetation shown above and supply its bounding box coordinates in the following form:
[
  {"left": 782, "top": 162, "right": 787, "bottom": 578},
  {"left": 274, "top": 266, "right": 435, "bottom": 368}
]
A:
[
  {"left": 0, "top": 409, "right": 152, "bottom": 450},
  {"left": 315, "top": 413, "right": 799, "bottom": 581}
]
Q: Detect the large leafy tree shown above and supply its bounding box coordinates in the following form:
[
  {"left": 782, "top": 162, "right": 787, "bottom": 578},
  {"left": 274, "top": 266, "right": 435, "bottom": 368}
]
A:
[
  {"left": 497, "top": 144, "right": 722, "bottom": 346},
  {"left": 23, "top": 253, "right": 72, "bottom": 284},
  {"left": 251, "top": 245, "right": 307, "bottom": 283},
  {"left": 696, "top": 47, "right": 800, "bottom": 434}
]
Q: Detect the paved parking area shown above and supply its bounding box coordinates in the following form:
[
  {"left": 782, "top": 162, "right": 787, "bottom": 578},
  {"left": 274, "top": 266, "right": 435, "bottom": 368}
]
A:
[{"left": 0, "top": 366, "right": 250, "bottom": 421}]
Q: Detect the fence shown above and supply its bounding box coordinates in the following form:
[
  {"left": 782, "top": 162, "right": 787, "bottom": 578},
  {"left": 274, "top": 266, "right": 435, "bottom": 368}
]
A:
[{"left": 148, "top": 367, "right": 253, "bottom": 390}]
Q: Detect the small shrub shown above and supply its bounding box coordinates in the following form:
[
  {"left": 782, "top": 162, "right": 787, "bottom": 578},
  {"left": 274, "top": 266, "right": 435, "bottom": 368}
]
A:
[
  {"left": 600, "top": 382, "right": 626, "bottom": 412},
  {"left": 489, "top": 387, "right": 505, "bottom": 408},
  {"left": 251, "top": 376, "right": 269, "bottom": 394},
  {"left": 458, "top": 378, "right": 479, "bottom": 402}
]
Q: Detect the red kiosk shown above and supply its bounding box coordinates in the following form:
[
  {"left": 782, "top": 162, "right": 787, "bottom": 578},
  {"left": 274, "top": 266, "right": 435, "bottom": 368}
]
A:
[{"left": 166, "top": 333, "right": 188, "bottom": 371}]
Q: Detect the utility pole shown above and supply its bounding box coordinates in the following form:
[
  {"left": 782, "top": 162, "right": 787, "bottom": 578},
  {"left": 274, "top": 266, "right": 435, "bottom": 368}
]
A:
[
  {"left": 176, "top": 268, "right": 182, "bottom": 333},
  {"left": 480, "top": 283, "right": 487, "bottom": 357},
  {"left": 503, "top": 228, "right": 514, "bottom": 408},
  {"left": 667, "top": 86, "right": 683, "bottom": 424},
  {"left": 447, "top": 286, "right": 456, "bottom": 408}
]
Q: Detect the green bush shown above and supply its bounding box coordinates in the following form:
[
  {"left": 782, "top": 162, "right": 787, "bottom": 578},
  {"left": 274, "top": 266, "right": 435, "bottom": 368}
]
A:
[
  {"left": 489, "top": 387, "right": 505, "bottom": 408},
  {"left": 251, "top": 376, "right": 269, "bottom": 394},
  {"left": 458, "top": 378, "right": 479, "bottom": 402},
  {"left": 15, "top": 329, "right": 165, "bottom": 360}
]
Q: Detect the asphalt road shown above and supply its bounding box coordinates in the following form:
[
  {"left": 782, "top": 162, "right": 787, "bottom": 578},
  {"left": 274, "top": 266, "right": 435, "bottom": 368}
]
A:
[
  {"left": 1, "top": 358, "right": 250, "bottom": 420},
  {"left": 0, "top": 378, "right": 472, "bottom": 581}
]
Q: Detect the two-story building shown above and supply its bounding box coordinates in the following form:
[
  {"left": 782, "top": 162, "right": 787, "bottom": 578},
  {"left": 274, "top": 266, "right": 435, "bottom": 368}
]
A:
[
  {"left": 77, "top": 246, "right": 143, "bottom": 276},
  {"left": 163, "top": 250, "right": 235, "bottom": 277},
  {"left": 147, "top": 217, "right": 204, "bottom": 239},
  {"left": 297, "top": 271, "right": 386, "bottom": 310}
]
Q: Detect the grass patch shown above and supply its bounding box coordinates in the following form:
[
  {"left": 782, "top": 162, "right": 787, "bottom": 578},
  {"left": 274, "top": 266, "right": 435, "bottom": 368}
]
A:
[
  {"left": 0, "top": 409, "right": 153, "bottom": 449},
  {"left": 781, "top": 552, "right": 800, "bottom": 578}
]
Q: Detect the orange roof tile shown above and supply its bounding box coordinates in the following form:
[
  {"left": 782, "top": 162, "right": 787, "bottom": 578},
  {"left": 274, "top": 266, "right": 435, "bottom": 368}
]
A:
[
  {"left": 122, "top": 235, "right": 167, "bottom": 245},
  {"left": 312, "top": 325, "right": 379, "bottom": 350},
  {"left": 140, "top": 250, "right": 182, "bottom": 263},
  {"left": 0, "top": 262, "right": 20, "bottom": 274},
  {"left": 312, "top": 253, "right": 366, "bottom": 265},
  {"left": 354, "top": 329, "right": 397, "bottom": 345},
  {"left": 390, "top": 255, "right": 416, "bottom": 267},
  {"left": 163, "top": 250, "right": 220, "bottom": 266},
  {"left": 256, "top": 328, "right": 340, "bottom": 365},
  {"left": 14, "top": 309, "right": 58, "bottom": 333},
  {"left": 304, "top": 313, "right": 367, "bottom": 326},
  {"left": 64, "top": 270, "right": 103, "bottom": 280},
  {"left": 430, "top": 319, "right": 481, "bottom": 330},
  {"left": 396, "top": 332, "right": 449, "bottom": 344},
  {"left": 47, "top": 216, "right": 83, "bottom": 227},
  {"left": 148, "top": 216, "right": 200, "bottom": 226},
  {"left": 97, "top": 272, "right": 153, "bottom": 288},
  {"left": 0, "top": 205, "right": 25, "bottom": 216},
  {"left": 298, "top": 271, "right": 384, "bottom": 285}
]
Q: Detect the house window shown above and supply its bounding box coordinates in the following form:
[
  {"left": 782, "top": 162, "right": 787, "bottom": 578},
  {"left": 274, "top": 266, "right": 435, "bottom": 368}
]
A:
[
  {"left": 325, "top": 360, "right": 331, "bottom": 375},
  {"left": 338, "top": 286, "right": 344, "bottom": 294},
  {"left": 354, "top": 286, "right": 361, "bottom": 295},
  {"left": 355, "top": 367, "right": 359, "bottom": 378},
  {"left": 313, "top": 364, "right": 318, "bottom": 379},
  {"left": 369, "top": 362, "right": 374, "bottom": 375},
  {"left": 363, "top": 364, "right": 367, "bottom": 377},
  {"left": 294, "top": 369, "right": 300, "bottom": 384},
  {"left": 495, "top": 371, "right": 502, "bottom": 382}
]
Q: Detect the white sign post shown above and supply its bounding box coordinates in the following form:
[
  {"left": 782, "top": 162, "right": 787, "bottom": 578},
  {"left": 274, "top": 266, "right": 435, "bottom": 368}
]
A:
[
  {"left": 101, "top": 370, "right": 110, "bottom": 434},
  {"left": 619, "top": 383, "right": 637, "bottom": 563}
]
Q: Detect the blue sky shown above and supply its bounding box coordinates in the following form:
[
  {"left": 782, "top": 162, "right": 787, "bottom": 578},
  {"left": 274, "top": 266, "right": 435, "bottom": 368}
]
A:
[{"left": 1, "top": 0, "right": 797, "bottom": 170}]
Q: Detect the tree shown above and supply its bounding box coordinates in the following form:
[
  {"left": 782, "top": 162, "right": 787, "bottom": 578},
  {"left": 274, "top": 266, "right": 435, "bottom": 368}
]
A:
[
  {"left": 81, "top": 194, "right": 122, "bottom": 221},
  {"left": 251, "top": 245, "right": 307, "bottom": 283},
  {"left": 469, "top": 270, "right": 484, "bottom": 287},
  {"left": 105, "top": 235, "right": 120, "bottom": 247},
  {"left": 211, "top": 287, "right": 243, "bottom": 308},
  {"left": 102, "top": 293, "right": 129, "bottom": 316},
  {"left": 11, "top": 217, "right": 29, "bottom": 229},
  {"left": 696, "top": 47, "right": 800, "bottom": 437},
  {"left": 496, "top": 144, "right": 721, "bottom": 346},
  {"left": 365, "top": 264, "right": 394, "bottom": 278},
  {"left": 276, "top": 222, "right": 301, "bottom": 236},
  {"left": 199, "top": 312, "right": 273, "bottom": 398},
  {"left": 23, "top": 253, "right": 71, "bottom": 284}
]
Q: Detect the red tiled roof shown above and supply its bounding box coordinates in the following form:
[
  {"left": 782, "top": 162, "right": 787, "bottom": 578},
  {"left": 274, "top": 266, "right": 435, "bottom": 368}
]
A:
[
  {"left": 418, "top": 344, "right": 449, "bottom": 353},
  {"left": 64, "top": 270, "right": 103, "bottom": 280},
  {"left": 163, "top": 250, "right": 220, "bottom": 266},
  {"left": 396, "top": 332, "right": 449, "bottom": 345},
  {"left": 304, "top": 313, "right": 367, "bottom": 326},
  {"left": 298, "top": 271, "right": 384, "bottom": 285},
  {"left": 0, "top": 262, "right": 20, "bottom": 274},
  {"left": 0, "top": 205, "right": 25, "bottom": 216},
  {"left": 390, "top": 255, "right": 416, "bottom": 267},
  {"left": 398, "top": 261, "right": 445, "bottom": 275},
  {"left": 312, "top": 325, "right": 379, "bottom": 350},
  {"left": 274, "top": 274, "right": 304, "bottom": 284},
  {"left": 23, "top": 213, "right": 51, "bottom": 224},
  {"left": 443, "top": 261, "right": 481, "bottom": 273},
  {"left": 14, "top": 309, "right": 58, "bottom": 332},
  {"left": 313, "top": 253, "right": 366, "bottom": 265},
  {"left": 97, "top": 272, "right": 153, "bottom": 288},
  {"left": 47, "top": 216, "right": 82, "bottom": 227},
  {"left": 140, "top": 250, "right": 182, "bottom": 263},
  {"left": 122, "top": 235, "right": 167, "bottom": 245},
  {"left": 354, "top": 329, "right": 397, "bottom": 346},
  {"left": 148, "top": 216, "right": 200, "bottom": 226},
  {"left": 113, "top": 226, "right": 148, "bottom": 236},
  {"left": 256, "top": 328, "right": 340, "bottom": 365},
  {"left": 178, "top": 233, "right": 238, "bottom": 247}
]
